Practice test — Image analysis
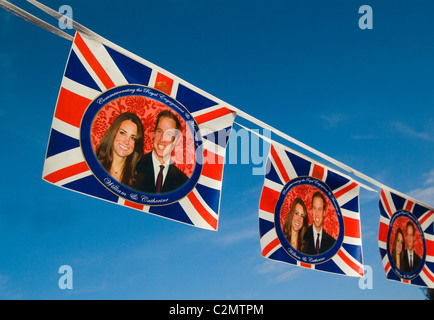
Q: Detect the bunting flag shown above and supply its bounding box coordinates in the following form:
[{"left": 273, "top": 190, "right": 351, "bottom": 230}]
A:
[
  {"left": 42, "top": 32, "right": 236, "bottom": 230},
  {"left": 258, "top": 144, "right": 364, "bottom": 277},
  {"left": 378, "top": 187, "right": 434, "bottom": 287}
]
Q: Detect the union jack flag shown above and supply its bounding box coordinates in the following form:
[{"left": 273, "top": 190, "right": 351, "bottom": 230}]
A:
[
  {"left": 378, "top": 187, "right": 434, "bottom": 287},
  {"left": 259, "top": 144, "right": 364, "bottom": 277},
  {"left": 42, "top": 32, "right": 235, "bottom": 230}
]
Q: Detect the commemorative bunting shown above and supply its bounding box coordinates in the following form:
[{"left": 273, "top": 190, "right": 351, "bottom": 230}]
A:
[
  {"left": 378, "top": 187, "right": 434, "bottom": 287},
  {"left": 42, "top": 32, "right": 236, "bottom": 230},
  {"left": 4, "top": 0, "right": 434, "bottom": 293},
  {"left": 259, "top": 144, "right": 364, "bottom": 277}
]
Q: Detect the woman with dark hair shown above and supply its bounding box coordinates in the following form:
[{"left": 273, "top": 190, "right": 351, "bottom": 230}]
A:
[
  {"left": 283, "top": 198, "right": 309, "bottom": 253},
  {"left": 392, "top": 228, "right": 405, "bottom": 270},
  {"left": 96, "top": 112, "right": 144, "bottom": 189}
]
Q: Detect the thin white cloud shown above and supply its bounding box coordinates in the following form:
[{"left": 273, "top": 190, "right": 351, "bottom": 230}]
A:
[
  {"left": 269, "top": 268, "right": 303, "bottom": 284},
  {"left": 212, "top": 212, "right": 259, "bottom": 246},
  {"left": 408, "top": 186, "right": 434, "bottom": 208},
  {"left": 351, "top": 135, "right": 378, "bottom": 140},
  {"left": 255, "top": 260, "right": 302, "bottom": 284},
  {"left": 0, "top": 272, "right": 24, "bottom": 299},
  {"left": 408, "top": 170, "right": 434, "bottom": 207},
  {"left": 392, "top": 121, "right": 434, "bottom": 142},
  {"left": 320, "top": 113, "right": 349, "bottom": 129},
  {"left": 424, "top": 170, "right": 434, "bottom": 186},
  {"left": 216, "top": 229, "right": 258, "bottom": 246}
]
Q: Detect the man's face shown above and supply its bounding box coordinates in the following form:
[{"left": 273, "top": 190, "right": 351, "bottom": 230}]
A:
[
  {"left": 312, "top": 196, "right": 325, "bottom": 232},
  {"left": 153, "top": 116, "right": 177, "bottom": 164},
  {"left": 406, "top": 225, "right": 415, "bottom": 251}
]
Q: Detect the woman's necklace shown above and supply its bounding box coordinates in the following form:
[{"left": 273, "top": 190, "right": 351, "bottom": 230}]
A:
[
  {"left": 291, "top": 230, "right": 298, "bottom": 248},
  {"left": 111, "top": 162, "right": 125, "bottom": 176}
]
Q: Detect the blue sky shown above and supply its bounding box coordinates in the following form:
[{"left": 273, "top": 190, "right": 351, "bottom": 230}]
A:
[{"left": 1, "top": 0, "right": 433, "bottom": 300}]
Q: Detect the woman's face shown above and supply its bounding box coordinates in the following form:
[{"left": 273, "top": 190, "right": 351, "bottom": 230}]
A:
[
  {"left": 396, "top": 233, "right": 404, "bottom": 255},
  {"left": 113, "top": 120, "right": 138, "bottom": 159},
  {"left": 292, "top": 203, "right": 305, "bottom": 232}
]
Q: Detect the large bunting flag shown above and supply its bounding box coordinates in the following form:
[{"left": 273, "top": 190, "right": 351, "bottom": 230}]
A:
[
  {"left": 42, "top": 32, "right": 236, "bottom": 230},
  {"left": 378, "top": 187, "right": 434, "bottom": 287},
  {"left": 258, "top": 144, "right": 364, "bottom": 277}
]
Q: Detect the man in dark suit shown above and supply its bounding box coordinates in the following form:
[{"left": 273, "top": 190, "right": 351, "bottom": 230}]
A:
[
  {"left": 402, "top": 221, "right": 422, "bottom": 273},
  {"left": 303, "top": 191, "right": 336, "bottom": 255},
  {"left": 136, "top": 110, "right": 188, "bottom": 194}
]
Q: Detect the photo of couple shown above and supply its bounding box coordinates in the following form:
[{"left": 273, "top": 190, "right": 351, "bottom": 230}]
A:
[
  {"left": 280, "top": 185, "right": 338, "bottom": 256},
  {"left": 91, "top": 95, "right": 196, "bottom": 195},
  {"left": 390, "top": 217, "right": 423, "bottom": 274}
]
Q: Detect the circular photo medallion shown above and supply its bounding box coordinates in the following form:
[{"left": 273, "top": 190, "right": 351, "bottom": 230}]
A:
[
  {"left": 274, "top": 177, "right": 344, "bottom": 264},
  {"left": 386, "top": 210, "right": 426, "bottom": 280},
  {"left": 80, "top": 84, "right": 203, "bottom": 205}
]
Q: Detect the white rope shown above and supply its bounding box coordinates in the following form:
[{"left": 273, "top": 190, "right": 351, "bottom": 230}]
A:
[
  {"left": 27, "top": 0, "right": 101, "bottom": 42},
  {"left": 6, "top": 0, "right": 417, "bottom": 199},
  {"left": 234, "top": 121, "right": 378, "bottom": 193},
  {"left": 0, "top": 0, "right": 73, "bottom": 41},
  {"left": 232, "top": 109, "right": 385, "bottom": 190},
  {"left": 25, "top": 0, "right": 169, "bottom": 73}
]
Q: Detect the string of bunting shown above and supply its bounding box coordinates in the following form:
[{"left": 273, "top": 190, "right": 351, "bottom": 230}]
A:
[{"left": 2, "top": 0, "right": 433, "bottom": 288}]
